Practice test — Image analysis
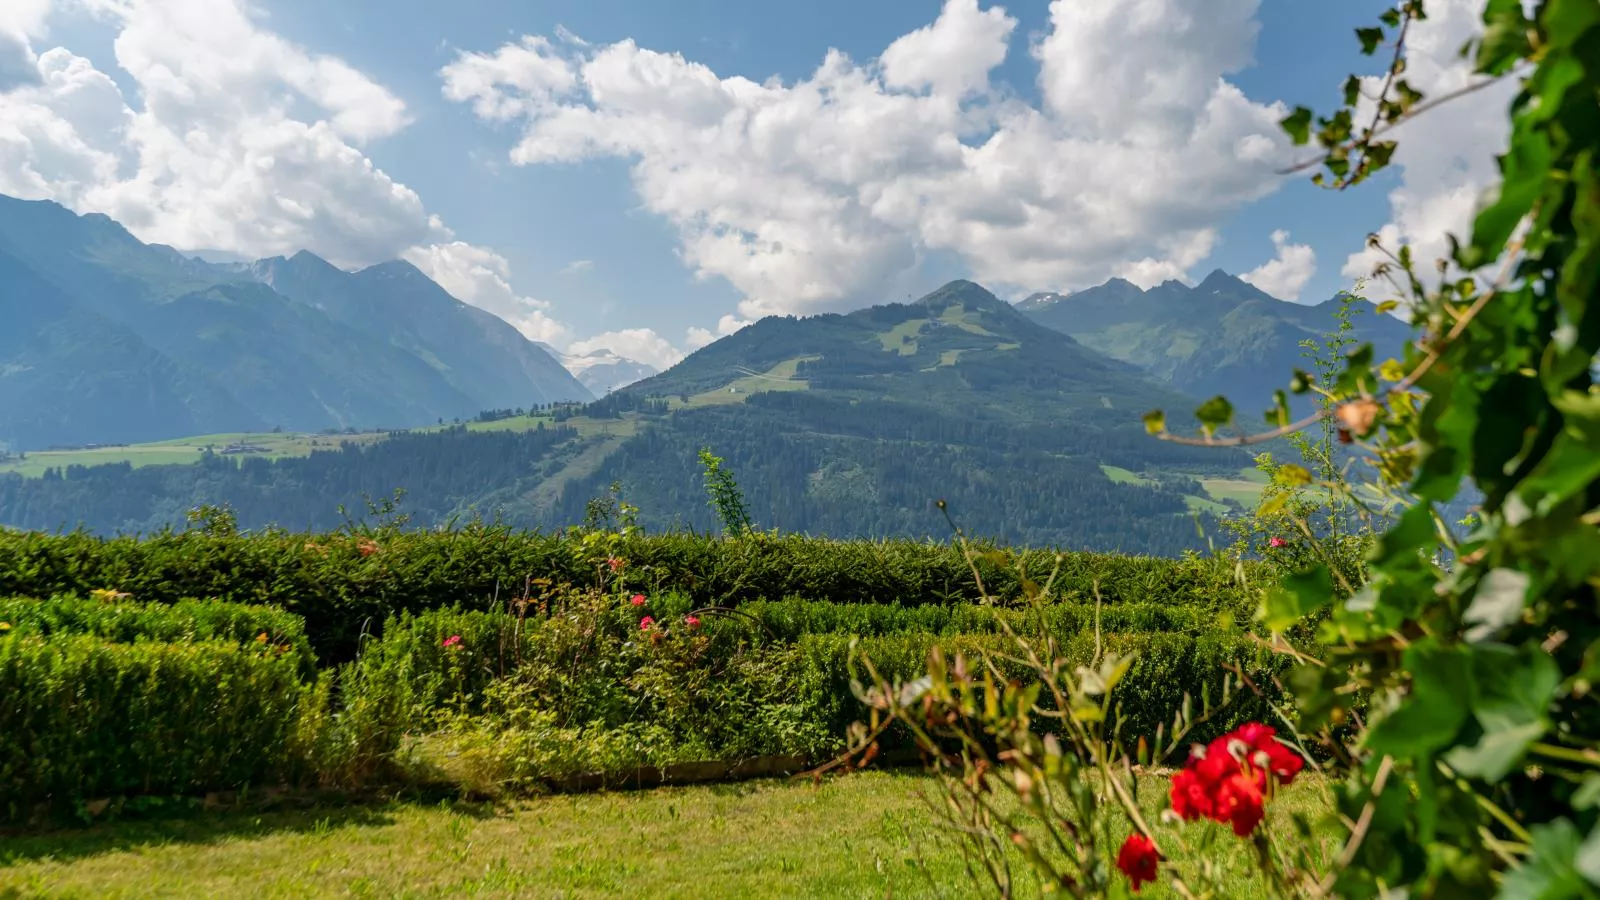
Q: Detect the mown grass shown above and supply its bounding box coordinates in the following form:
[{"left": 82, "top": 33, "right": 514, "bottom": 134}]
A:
[{"left": 1, "top": 772, "right": 1333, "bottom": 899}]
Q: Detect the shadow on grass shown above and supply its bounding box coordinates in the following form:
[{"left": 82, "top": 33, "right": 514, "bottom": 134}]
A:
[{"left": 0, "top": 791, "right": 503, "bottom": 868}]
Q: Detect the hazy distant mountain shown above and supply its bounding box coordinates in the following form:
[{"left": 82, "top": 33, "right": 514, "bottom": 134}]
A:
[
  {"left": 0, "top": 195, "right": 590, "bottom": 448},
  {"left": 1019, "top": 270, "right": 1416, "bottom": 416},
  {"left": 559, "top": 348, "right": 659, "bottom": 396}
]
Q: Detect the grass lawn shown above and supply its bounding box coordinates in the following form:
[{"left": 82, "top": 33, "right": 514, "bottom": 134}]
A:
[{"left": 0, "top": 772, "right": 1333, "bottom": 899}]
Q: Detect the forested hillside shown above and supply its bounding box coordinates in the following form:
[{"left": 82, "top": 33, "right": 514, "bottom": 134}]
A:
[{"left": 0, "top": 281, "right": 1247, "bottom": 553}]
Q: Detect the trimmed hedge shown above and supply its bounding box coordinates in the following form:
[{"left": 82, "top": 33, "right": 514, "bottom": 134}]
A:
[
  {"left": 0, "top": 528, "right": 1259, "bottom": 661},
  {"left": 0, "top": 596, "right": 316, "bottom": 676},
  {"left": 0, "top": 634, "right": 316, "bottom": 814}
]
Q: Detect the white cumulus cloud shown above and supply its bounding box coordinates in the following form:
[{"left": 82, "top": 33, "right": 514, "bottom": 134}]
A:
[
  {"left": 0, "top": 0, "right": 573, "bottom": 344},
  {"left": 441, "top": 0, "right": 1296, "bottom": 321},
  {"left": 1241, "top": 229, "right": 1316, "bottom": 300},
  {"left": 568, "top": 328, "right": 686, "bottom": 371},
  {"left": 684, "top": 314, "right": 753, "bottom": 351},
  {"left": 402, "top": 242, "right": 570, "bottom": 345}
]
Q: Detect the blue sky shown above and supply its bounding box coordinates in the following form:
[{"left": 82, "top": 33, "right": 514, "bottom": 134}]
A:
[{"left": 1, "top": 0, "right": 1503, "bottom": 369}]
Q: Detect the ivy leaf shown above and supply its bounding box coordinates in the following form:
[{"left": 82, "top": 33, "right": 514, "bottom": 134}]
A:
[
  {"left": 1281, "top": 106, "right": 1314, "bottom": 144},
  {"left": 1472, "top": 123, "right": 1552, "bottom": 261},
  {"left": 1445, "top": 722, "right": 1547, "bottom": 784},
  {"left": 1262, "top": 565, "right": 1333, "bottom": 632},
  {"left": 1356, "top": 26, "right": 1386, "bottom": 55},
  {"left": 1364, "top": 641, "right": 1473, "bottom": 758},
  {"left": 1463, "top": 568, "right": 1531, "bottom": 642},
  {"left": 1372, "top": 502, "right": 1438, "bottom": 566},
  {"left": 1342, "top": 75, "right": 1363, "bottom": 107},
  {"left": 1498, "top": 819, "right": 1591, "bottom": 899},
  {"left": 1445, "top": 644, "right": 1560, "bottom": 782}
]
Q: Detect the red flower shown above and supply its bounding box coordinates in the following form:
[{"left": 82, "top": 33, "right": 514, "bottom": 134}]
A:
[
  {"left": 607, "top": 557, "right": 624, "bottom": 571},
  {"left": 639, "top": 616, "right": 655, "bottom": 631},
  {"left": 1166, "top": 722, "right": 1303, "bottom": 838},
  {"left": 442, "top": 634, "right": 462, "bottom": 649},
  {"left": 1268, "top": 536, "right": 1287, "bottom": 548},
  {"left": 1169, "top": 768, "right": 1213, "bottom": 821},
  {"left": 630, "top": 594, "right": 647, "bottom": 607},
  {"left": 357, "top": 538, "right": 380, "bottom": 557},
  {"left": 1116, "top": 834, "right": 1159, "bottom": 892},
  {"left": 1214, "top": 772, "right": 1266, "bottom": 837},
  {"left": 685, "top": 615, "right": 701, "bottom": 629}
]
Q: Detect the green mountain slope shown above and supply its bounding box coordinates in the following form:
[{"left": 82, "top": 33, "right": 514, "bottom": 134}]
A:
[
  {"left": 0, "top": 281, "right": 1248, "bottom": 553},
  {"left": 0, "top": 195, "right": 591, "bottom": 448},
  {"left": 1019, "top": 270, "right": 1416, "bottom": 414}
]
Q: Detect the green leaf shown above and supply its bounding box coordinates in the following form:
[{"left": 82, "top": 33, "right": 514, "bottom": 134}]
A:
[
  {"left": 1141, "top": 409, "right": 1166, "bottom": 435},
  {"left": 1471, "top": 123, "right": 1552, "bottom": 261},
  {"left": 1194, "top": 396, "right": 1235, "bottom": 435},
  {"left": 1463, "top": 568, "right": 1530, "bottom": 642},
  {"left": 1289, "top": 369, "right": 1314, "bottom": 394},
  {"left": 1498, "top": 819, "right": 1592, "bottom": 900},
  {"left": 1379, "top": 7, "right": 1402, "bottom": 27},
  {"left": 1578, "top": 820, "right": 1600, "bottom": 887},
  {"left": 1445, "top": 644, "right": 1560, "bottom": 782},
  {"left": 1262, "top": 565, "right": 1333, "bottom": 632},
  {"left": 1375, "top": 299, "right": 1400, "bottom": 315},
  {"left": 1372, "top": 502, "right": 1438, "bottom": 566},
  {"left": 1363, "top": 641, "right": 1473, "bottom": 758},
  {"left": 1281, "top": 106, "right": 1313, "bottom": 144},
  {"left": 1342, "top": 75, "right": 1363, "bottom": 107},
  {"left": 1575, "top": 776, "right": 1600, "bottom": 811},
  {"left": 1356, "top": 26, "right": 1385, "bottom": 55},
  {"left": 1445, "top": 722, "right": 1547, "bottom": 783}
]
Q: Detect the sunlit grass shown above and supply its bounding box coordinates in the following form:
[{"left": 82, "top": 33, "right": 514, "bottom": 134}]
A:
[{"left": 1, "top": 771, "right": 1332, "bottom": 899}]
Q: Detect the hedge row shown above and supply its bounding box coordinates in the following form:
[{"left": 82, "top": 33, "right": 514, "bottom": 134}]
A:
[
  {"left": 0, "top": 528, "right": 1258, "bottom": 661},
  {"left": 0, "top": 634, "right": 318, "bottom": 813},
  {"left": 0, "top": 596, "right": 315, "bottom": 676}
]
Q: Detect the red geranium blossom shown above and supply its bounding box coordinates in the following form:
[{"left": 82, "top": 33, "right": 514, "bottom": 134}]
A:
[
  {"left": 1268, "top": 536, "right": 1287, "bottom": 548},
  {"left": 685, "top": 615, "right": 701, "bottom": 629},
  {"left": 1116, "top": 834, "right": 1160, "bottom": 892},
  {"left": 1167, "top": 722, "right": 1303, "bottom": 837},
  {"left": 442, "top": 634, "right": 462, "bottom": 649},
  {"left": 630, "top": 594, "right": 647, "bottom": 607},
  {"left": 639, "top": 616, "right": 655, "bottom": 631}
]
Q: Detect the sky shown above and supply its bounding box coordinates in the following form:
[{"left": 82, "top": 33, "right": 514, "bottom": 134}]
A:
[{"left": 0, "top": 0, "right": 1515, "bottom": 371}]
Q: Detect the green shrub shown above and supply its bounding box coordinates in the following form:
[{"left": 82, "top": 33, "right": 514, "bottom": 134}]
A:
[
  {"left": 0, "top": 634, "right": 318, "bottom": 817},
  {"left": 0, "top": 595, "right": 316, "bottom": 676},
  {"left": 342, "top": 603, "right": 1282, "bottom": 788},
  {"left": 0, "top": 528, "right": 1259, "bottom": 662},
  {"left": 795, "top": 631, "right": 1284, "bottom": 754}
]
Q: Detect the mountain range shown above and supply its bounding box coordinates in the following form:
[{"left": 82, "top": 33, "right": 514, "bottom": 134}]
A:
[
  {"left": 1018, "top": 270, "right": 1414, "bottom": 415},
  {"left": 0, "top": 198, "right": 1423, "bottom": 551},
  {"left": 0, "top": 195, "right": 592, "bottom": 449},
  {"left": 540, "top": 345, "right": 659, "bottom": 397}
]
